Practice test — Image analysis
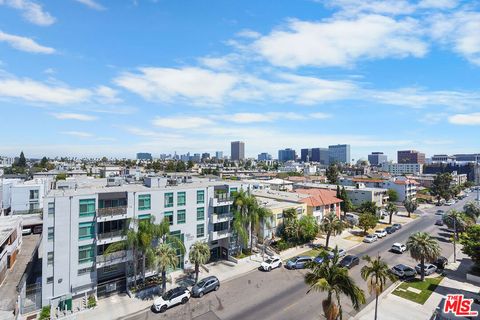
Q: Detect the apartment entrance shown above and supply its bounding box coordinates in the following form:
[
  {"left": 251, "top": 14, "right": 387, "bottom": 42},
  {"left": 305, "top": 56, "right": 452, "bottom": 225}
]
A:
[{"left": 209, "top": 247, "right": 228, "bottom": 262}]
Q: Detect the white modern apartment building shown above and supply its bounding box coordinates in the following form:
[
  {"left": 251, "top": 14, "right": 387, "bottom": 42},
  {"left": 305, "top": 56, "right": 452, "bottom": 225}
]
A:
[
  {"left": 41, "top": 177, "right": 246, "bottom": 307},
  {"left": 11, "top": 179, "right": 50, "bottom": 215},
  {"left": 381, "top": 162, "right": 423, "bottom": 175},
  {"left": 0, "top": 216, "right": 22, "bottom": 285},
  {"left": 0, "top": 157, "right": 14, "bottom": 168}
]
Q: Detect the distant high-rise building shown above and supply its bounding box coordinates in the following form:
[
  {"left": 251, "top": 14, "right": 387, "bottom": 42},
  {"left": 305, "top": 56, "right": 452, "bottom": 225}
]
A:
[
  {"left": 136, "top": 152, "right": 152, "bottom": 161},
  {"left": 215, "top": 151, "right": 223, "bottom": 159},
  {"left": 328, "top": 144, "right": 351, "bottom": 164},
  {"left": 201, "top": 153, "right": 210, "bottom": 161},
  {"left": 368, "top": 152, "right": 388, "bottom": 166},
  {"left": 301, "top": 149, "right": 312, "bottom": 162},
  {"left": 231, "top": 141, "right": 245, "bottom": 161},
  {"left": 278, "top": 148, "right": 296, "bottom": 162},
  {"left": 398, "top": 150, "right": 425, "bottom": 164},
  {"left": 258, "top": 152, "right": 272, "bottom": 161},
  {"left": 311, "top": 148, "right": 329, "bottom": 165},
  {"left": 192, "top": 153, "right": 201, "bottom": 163}
]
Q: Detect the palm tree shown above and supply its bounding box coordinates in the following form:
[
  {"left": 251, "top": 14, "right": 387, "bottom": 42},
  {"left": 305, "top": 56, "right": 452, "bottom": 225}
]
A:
[
  {"left": 319, "top": 211, "right": 346, "bottom": 249},
  {"left": 406, "top": 232, "right": 441, "bottom": 281},
  {"left": 305, "top": 249, "right": 365, "bottom": 320},
  {"left": 189, "top": 241, "right": 210, "bottom": 283},
  {"left": 156, "top": 243, "right": 179, "bottom": 294},
  {"left": 361, "top": 255, "right": 396, "bottom": 320},
  {"left": 385, "top": 202, "right": 398, "bottom": 225},
  {"left": 403, "top": 198, "right": 418, "bottom": 218},
  {"left": 282, "top": 208, "right": 299, "bottom": 241},
  {"left": 247, "top": 199, "right": 273, "bottom": 250},
  {"left": 443, "top": 209, "right": 472, "bottom": 262},
  {"left": 463, "top": 201, "right": 480, "bottom": 221},
  {"left": 232, "top": 190, "right": 253, "bottom": 250},
  {"left": 137, "top": 218, "right": 156, "bottom": 284}
]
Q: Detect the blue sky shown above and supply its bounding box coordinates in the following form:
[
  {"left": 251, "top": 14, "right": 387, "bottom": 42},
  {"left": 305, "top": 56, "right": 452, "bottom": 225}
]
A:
[{"left": 0, "top": 0, "right": 480, "bottom": 160}]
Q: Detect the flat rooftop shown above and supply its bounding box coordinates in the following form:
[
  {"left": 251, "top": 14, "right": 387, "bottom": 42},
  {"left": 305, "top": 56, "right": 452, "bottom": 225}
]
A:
[
  {"left": 251, "top": 189, "right": 309, "bottom": 203},
  {"left": 0, "top": 216, "right": 21, "bottom": 245},
  {"left": 294, "top": 182, "right": 388, "bottom": 192}
]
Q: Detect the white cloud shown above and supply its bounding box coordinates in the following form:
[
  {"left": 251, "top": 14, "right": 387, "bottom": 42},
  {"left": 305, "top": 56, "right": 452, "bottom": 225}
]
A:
[
  {"left": 114, "top": 67, "right": 238, "bottom": 105},
  {"left": 323, "top": 0, "right": 416, "bottom": 16},
  {"left": 215, "top": 112, "right": 331, "bottom": 123},
  {"left": 418, "top": 0, "right": 458, "bottom": 10},
  {"left": 236, "top": 29, "right": 261, "bottom": 39},
  {"left": 61, "top": 131, "right": 93, "bottom": 138},
  {"left": 0, "top": 0, "right": 55, "bottom": 26},
  {"left": 74, "top": 0, "right": 105, "bottom": 10},
  {"left": 51, "top": 113, "right": 97, "bottom": 121},
  {"left": 152, "top": 116, "right": 214, "bottom": 129},
  {"left": 0, "top": 77, "right": 91, "bottom": 104},
  {"left": 448, "top": 113, "right": 480, "bottom": 125},
  {"left": 429, "top": 11, "right": 480, "bottom": 65},
  {"left": 252, "top": 14, "right": 427, "bottom": 68},
  {"left": 310, "top": 112, "right": 332, "bottom": 119},
  {"left": 0, "top": 31, "right": 55, "bottom": 54},
  {"left": 95, "top": 85, "right": 122, "bottom": 104}
]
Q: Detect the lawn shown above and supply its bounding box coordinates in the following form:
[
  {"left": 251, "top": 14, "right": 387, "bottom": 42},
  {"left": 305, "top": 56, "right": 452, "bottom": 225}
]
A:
[
  {"left": 301, "top": 248, "right": 327, "bottom": 257},
  {"left": 392, "top": 276, "right": 444, "bottom": 304}
]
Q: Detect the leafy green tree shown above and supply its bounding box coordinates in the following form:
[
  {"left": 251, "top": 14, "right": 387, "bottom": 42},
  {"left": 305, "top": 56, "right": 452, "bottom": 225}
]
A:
[
  {"left": 305, "top": 249, "right": 365, "bottom": 320},
  {"left": 358, "top": 213, "right": 378, "bottom": 235},
  {"left": 358, "top": 201, "right": 378, "bottom": 215},
  {"left": 463, "top": 201, "right": 480, "bottom": 221},
  {"left": 319, "top": 211, "right": 346, "bottom": 248},
  {"left": 337, "top": 186, "right": 353, "bottom": 219},
  {"left": 55, "top": 173, "right": 67, "bottom": 181},
  {"left": 189, "top": 241, "right": 211, "bottom": 283},
  {"left": 17, "top": 151, "right": 26, "bottom": 167},
  {"left": 298, "top": 215, "right": 319, "bottom": 243},
  {"left": 156, "top": 243, "right": 179, "bottom": 294},
  {"left": 165, "top": 161, "right": 176, "bottom": 172},
  {"left": 282, "top": 208, "right": 299, "bottom": 241},
  {"left": 247, "top": 197, "right": 273, "bottom": 249},
  {"left": 187, "top": 160, "right": 194, "bottom": 169},
  {"left": 361, "top": 255, "right": 396, "bottom": 320},
  {"left": 403, "top": 198, "right": 418, "bottom": 218},
  {"left": 39, "top": 306, "right": 50, "bottom": 320},
  {"left": 176, "top": 161, "right": 186, "bottom": 172},
  {"left": 460, "top": 225, "right": 480, "bottom": 268},
  {"left": 326, "top": 164, "right": 339, "bottom": 184},
  {"left": 387, "top": 189, "right": 398, "bottom": 202},
  {"left": 232, "top": 190, "right": 253, "bottom": 248},
  {"left": 40, "top": 156, "right": 48, "bottom": 168},
  {"left": 430, "top": 173, "right": 453, "bottom": 204},
  {"left": 385, "top": 202, "right": 398, "bottom": 225},
  {"left": 406, "top": 232, "right": 441, "bottom": 281}
]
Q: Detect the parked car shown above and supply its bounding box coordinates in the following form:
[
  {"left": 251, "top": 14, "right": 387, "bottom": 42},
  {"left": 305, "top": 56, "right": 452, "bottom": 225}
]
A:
[
  {"left": 435, "top": 219, "right": 444, "bottom": 226},
  {"left": 327, "top": 248, "right": 346, "bottom": 259},
  {"left": 434, "top": 256, "right": 448, "bottom": 269},
  {"left": 374, "top": 229, "right": 387, "bottom": 238},
  {"left": 191, "top": 276, "right": 220, "bottom": 298},
  {"left": 313, "top": 255, "right": 325, "bottom": 264},
  {"left": 446, "top": 200, "right": 456, "bottom": 206},
  {"left": 385, "top": 226, "right": 395, "bottom": 234},
  {"left": 339, "top": 255, "right": 360, "bottom": 269},
  {"left": 153, "top": 286, "right": 190, "bottom": 313},
  {"left": 415, "top": 263, "right": 437, "bottom": 276},
  {"left": 392, "top": 223, "right": 402, "bottom": 231},
  {"left": 391, "top": 243, "right": 407, "bottom": 254},
  {"left": 378, "top": 210, "right": 387, "bottom": 219},
  {"left": 390, "top": 264, "right": 416, "bottom": 279},
  {"left": 436, "top": 210, "right": 445, "bottom": 215},
  {"left": 363, "top": 234, "right": 378, "bottom": 243},
  {"left": 260, "top": 256, "right": 282, "bottom": 272},
  {"left": 345, "top": 213, "right": 359, "bottom": 226},
  {"left": 285, "top": 256, "right": 313, "bottom": 269}
]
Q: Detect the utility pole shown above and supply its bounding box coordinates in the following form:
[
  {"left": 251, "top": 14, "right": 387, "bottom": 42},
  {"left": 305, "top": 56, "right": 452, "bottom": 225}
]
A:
[{"left": 453, "top": 217, "right": 457, "bottom": 263}]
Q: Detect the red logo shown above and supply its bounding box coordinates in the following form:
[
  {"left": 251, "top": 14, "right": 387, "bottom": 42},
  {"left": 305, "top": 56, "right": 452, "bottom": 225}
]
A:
[{"left": 443, "top": 294, "right": 478, "bottom": 317}]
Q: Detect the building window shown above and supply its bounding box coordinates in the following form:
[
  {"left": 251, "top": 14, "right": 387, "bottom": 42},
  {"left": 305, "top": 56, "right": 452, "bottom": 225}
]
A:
[
  {"left": 78, "top": 244, "right": 95, "bottom": 264},
  {"left": 79, "top": 222, "right": 95, "bottom": 240},
  {"left": 48, "top": 227, "right": 54, "bottom": 241},
  {"left": 177, "top": 210, "right": 186, "bottom": 224},
  {"left": 164, "top": 211, "right": 173, "bottom": 225},
  {"left": 79, "top": 199, "right": 96, "bottom": 217},
  {"left": 138, "top": 194, "right": 151, "bottom": 211},
  {"left": 47, "top": 252, "right": 54, "bottom": 265},
  {"left": 48, "top": 202, "right": 55, "bottom": 216},
  {"left": 138, "top": 214, "right": 151, "bottom": 220},
  {"left": 78, "top": 266, "right": 94, "bottom": 276},
  {"left": 177, "top": 192, "right": 186, "bottom": 206},
  {"left": 102, "top": 264, "right": 119, "bottom": 275},
  {"left": 164, "top": 193, "right": 174, "bottom": 208},
  {"left": 29, "top": 189, "right": 39, "bottom": 200},
  {"left": 46, "top": 277, "right": 54, "bottom": 284},
  {"left": 196, "top": 190, "right": 205, "bottom": 204},
  {"left": 196, "top": 224, "right": 205, "bottom": 238},
  {"left": 229, "top": 187, "right": 237, "bottom": 196},
  {"left": 197, "top": 207, "right": 204, "bottom": 221}
]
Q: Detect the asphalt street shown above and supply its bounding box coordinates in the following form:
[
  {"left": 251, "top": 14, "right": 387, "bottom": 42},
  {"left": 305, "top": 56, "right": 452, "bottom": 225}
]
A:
[{"left": 123, "top": 193, "right": 476, "bottom": 320}]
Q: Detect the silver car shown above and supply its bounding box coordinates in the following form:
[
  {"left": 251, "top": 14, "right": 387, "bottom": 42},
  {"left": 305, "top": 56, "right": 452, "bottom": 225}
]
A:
[{"left": 415, "top": 263, "right": 437, "bottom": 276}]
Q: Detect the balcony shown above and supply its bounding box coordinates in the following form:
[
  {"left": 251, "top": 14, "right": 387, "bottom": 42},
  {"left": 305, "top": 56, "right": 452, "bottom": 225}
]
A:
[
  {"left": 98, "top": 229, "right": 126, "bottom": 240},
  {"left": 13, "top": 208, "right": 43, "bottom": 215},
  {"left": 210, "top": 229, "right": 231, "bottom": 241},
  {"left": 211, "top": 212, "right": 233, "bottom": 224},
  {"left": 97, "top": 206, "right": 127, "bottom": 218},
  {"left": 211, "top": 194, "right": 234, "bottom": 207},
  {"left": 96, "top": 250, "right": 128, "bottom": 268}
]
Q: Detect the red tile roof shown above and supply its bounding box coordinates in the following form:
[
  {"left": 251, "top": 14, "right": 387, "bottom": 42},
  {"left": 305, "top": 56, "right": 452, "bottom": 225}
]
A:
[{"left": 295, "top": 188, "right": 343, "bottom": 206}]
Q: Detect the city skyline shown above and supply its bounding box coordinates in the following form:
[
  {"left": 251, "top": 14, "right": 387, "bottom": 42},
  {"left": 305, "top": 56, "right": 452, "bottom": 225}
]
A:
[{"left": 1, "top": 1, "right": 480, "bottom": 159}]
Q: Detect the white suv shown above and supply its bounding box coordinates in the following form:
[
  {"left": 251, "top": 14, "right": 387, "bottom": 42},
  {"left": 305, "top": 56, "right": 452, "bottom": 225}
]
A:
[
  {"left": 260, "top": 256, "right": 282, "bottom": 271},
  {"left": 153, "top": 287, "right": 190, "bottom": 313},
  {"left": 391, "top": 243, "right": 407, "bottom": 253},
  {"left": 374, "top": 229, "right": 387, "bottom": 238}
]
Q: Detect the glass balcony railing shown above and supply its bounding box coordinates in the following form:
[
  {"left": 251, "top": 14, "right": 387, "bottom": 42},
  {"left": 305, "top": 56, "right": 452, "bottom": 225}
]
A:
[{"left": 97, "top": 205, "right": 127, "bottom": 217}]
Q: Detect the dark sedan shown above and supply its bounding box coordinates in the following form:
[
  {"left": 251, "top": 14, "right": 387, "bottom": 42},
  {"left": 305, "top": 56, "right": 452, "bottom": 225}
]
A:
[
  {"left": 339, "top": 255, "right": 360, "bottom": 269},
  {"left": 385, "top": 226, "right": 396, "bottom": 234}
]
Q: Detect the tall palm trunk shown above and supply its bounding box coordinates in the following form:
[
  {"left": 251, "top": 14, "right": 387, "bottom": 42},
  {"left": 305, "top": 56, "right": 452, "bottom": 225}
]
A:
[
  {"left": 389, "top": 213, "right": 393, "bottom": 225},
  {"left": 195, "top": 262, "right": 199, "bottom": 283},
  {"left": 161, "top": 267, "right": 167, "bottom": 294},
  {"left": 374, "top": 293, "right": 379, "bottom": 320},
  {"left": 142, "top": 253, "right": 146, "bottom": 284},
  {"left": 132, "top": 247, "right": 137, "bottom": 288},
  {"left": 325, "top": 230, "right": 331, "bottom": 248},
  {"left": 322, "top": 293, "right": 339, "bottom": 320},
  {"left": 420, "top": 257, "right": 425, "bottom": 281}
]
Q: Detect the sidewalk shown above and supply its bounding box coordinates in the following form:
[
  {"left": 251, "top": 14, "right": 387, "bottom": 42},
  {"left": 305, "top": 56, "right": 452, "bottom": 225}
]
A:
[{"left": 352, "top": 250, "right": 480, "bottom": 320}]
